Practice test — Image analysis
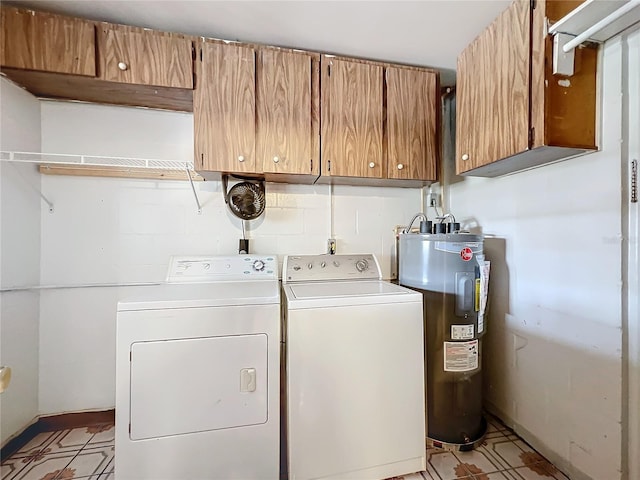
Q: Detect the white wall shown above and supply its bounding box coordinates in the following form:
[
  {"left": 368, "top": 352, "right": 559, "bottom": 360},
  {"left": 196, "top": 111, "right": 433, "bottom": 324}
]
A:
[
  {"left": 0, "top": 78, "right": 41, "bottom": 445},
  {"left": 446, "top": 39, "right": 627, "bottom": 479},
  {"left": 37, "top": 101, "right": 421, "bottom": 414}
]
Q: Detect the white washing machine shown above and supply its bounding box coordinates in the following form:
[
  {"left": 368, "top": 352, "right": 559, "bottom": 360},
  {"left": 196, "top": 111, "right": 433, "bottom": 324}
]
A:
[
  {"left": 115, "top": 255, "right": 280, "bottom": 480},
  {"left": 282, "top": 254, "right": 426, "bottom": 480}
]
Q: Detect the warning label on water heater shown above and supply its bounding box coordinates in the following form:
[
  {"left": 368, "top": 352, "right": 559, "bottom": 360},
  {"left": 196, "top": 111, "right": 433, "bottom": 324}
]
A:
[{"left": 444, "top": 340, "right": 479, "bottom": 372}]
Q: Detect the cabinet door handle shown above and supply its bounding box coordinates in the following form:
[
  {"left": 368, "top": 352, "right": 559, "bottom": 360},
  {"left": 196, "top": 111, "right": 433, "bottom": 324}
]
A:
[
  {"left": 238, "top": 155, "right": 245, "bottom": 162},
  {"left": 397, "top": 163, "right": 404, "bottom": 170},
  {"left": 117, "top": 61, "right": 128, "bottom": 71},
  {"left": 462, "top": 154, "right": 469, "bottom": 161},
  {"left": 369, "top": 162, "right": 375, "bottom": 168},
  {"left": 273, "top": 156, "right": 279, "bottom": 164}
]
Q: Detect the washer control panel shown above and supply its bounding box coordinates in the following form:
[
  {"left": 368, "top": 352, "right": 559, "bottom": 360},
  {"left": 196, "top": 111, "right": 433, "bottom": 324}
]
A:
[
  {"left": 283, "top": 254, "right": 381, "bottom": 283},
  {"left": 167, "top": 255, "right": 278, "bottom": 283}
]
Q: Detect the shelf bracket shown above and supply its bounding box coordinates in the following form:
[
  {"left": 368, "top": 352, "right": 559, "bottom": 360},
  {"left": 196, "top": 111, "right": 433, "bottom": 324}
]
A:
[
  {"left": 552, "top": 33, "right": 575, "bottom": 76},
  {"left": 40, "top": 191, "right": 55, "bottom": 213},
  {"left": 6, "top": 156, "right": 55, "bottom": 213},
  {"left": 185, "top": 164, "right": 202, "bottom": 214}
]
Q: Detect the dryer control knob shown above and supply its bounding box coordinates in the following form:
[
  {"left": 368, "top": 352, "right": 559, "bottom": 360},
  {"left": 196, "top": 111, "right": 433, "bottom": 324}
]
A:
[
  {"left": 307, "top": 263, "right": 313, "bottom": 269},
  {"left": 355, "top": 259, "right": 369, "bottom": 272},
  {"left": 320, "top": 261, "right": 326, "bottom": 268},
  {"left": 293, "top": 265, "right": 301, "bottom": 271},
  {"left": 252, "top": 260, "right": 265, "bottom": 271}
]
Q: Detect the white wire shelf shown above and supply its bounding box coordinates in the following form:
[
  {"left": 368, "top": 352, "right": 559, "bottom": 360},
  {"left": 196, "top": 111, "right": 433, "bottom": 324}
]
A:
[
  {"left": 0, "top": 151, "right": 196, "bottom": 171},
  {"left": 0, "top": 151, "right": 204, "bottom": 214}
]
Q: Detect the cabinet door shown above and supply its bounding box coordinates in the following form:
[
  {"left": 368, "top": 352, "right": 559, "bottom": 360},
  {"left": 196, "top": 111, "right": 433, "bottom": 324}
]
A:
[
  {"left": 195, "top": 42, "right": 256, "bottom": 174},
  {"left": 257, "top": 50, "right": 318, "bottom": 175},
  {"left": 386, "top": 67, "right": 438, "bottom": 181},
  {"left": 321, "top": 57, "right": 383, "bottom": 178},
  {"left": 98, "top": 25, "right": 193, "bottom": 88},
  {"left": 455, "top": 0, "right": 530, "bottom": 174},
  {"left": 0, "top": 6, "right": 95, "bottom": 76}
]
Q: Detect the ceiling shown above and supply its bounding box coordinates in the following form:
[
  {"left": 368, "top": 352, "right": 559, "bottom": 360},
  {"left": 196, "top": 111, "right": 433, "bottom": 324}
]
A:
[{"left": 11, "top": 0, "right": 511, "bottom": 85}]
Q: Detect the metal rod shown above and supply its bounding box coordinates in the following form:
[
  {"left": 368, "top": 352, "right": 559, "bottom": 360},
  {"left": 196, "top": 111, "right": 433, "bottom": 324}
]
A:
[
  {"left": 186, "top": 164, "right": 202, "bottom": 214},
  {"left": 563, "top": 0, "right": 640, "bottom": 52}
]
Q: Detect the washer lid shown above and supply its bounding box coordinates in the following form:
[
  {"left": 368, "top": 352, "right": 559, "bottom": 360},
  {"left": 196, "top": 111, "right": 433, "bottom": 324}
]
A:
[
  {"left": 284, "top": 281, "right": 421, "bottom": 309},
  {"left": 117, "top": 281, "right": 279, "bottom": 311}
]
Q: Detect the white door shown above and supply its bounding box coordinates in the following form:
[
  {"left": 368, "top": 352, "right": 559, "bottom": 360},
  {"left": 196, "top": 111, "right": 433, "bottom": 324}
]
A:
[{"left": 130, "top": 334, "right": 268, "bottom": 440}]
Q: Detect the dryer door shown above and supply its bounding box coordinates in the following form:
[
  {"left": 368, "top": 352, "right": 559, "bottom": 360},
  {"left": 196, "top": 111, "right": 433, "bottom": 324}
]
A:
[{"left": 130, "top": 334, "right": 268, "bottom": 440}]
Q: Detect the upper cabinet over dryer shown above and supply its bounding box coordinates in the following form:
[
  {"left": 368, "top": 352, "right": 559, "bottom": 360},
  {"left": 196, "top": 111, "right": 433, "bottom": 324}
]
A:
[
  {"left": 320, "top": 56, "right": 439, "bottom": 186},
  {"left": 194, "top": 40, "right": 320, "bottom": 183},
  {"left": 456, "top": 0, "right": 597, "bottom": 177},
  {"left": 97, "top": 24, "right": 194, "bottom": 89},
  {"left": 0, "top": 5, "right": 195, "bottom": 112},
  {"left": 1, "top": 6, "right": 95, "bottom": 76}
]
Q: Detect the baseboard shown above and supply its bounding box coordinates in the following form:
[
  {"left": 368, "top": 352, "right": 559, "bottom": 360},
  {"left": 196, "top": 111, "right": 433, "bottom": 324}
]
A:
[{"left": 0, "top": 409, "right": 115, "bottom": 461}]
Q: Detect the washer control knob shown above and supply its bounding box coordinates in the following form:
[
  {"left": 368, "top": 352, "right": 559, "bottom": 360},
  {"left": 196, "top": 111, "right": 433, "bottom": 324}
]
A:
[
  {"left": 293, "top": 265, "right": 301, "bottom": 271},
  {"left": 307, "top": 263, "right": 313, "bottom": 269},
  {"left": 355, "top": 259, "right": 369, "bottom": 273},
  {"left": 333, "top": 260, "right": 340, "bottom": 267},
  {"left": 203, "top": 263, "right": 211, "bottom": 270},
  {"left": 252, "top": 260, "right": 265, "bottom": 271},
  {"left": 320, "top": 261, "right": 326, "bottom": 268}
]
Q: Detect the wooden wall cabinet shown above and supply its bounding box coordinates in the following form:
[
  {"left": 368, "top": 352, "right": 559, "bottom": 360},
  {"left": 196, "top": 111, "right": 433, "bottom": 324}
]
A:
[
  {"left": 195, "top": 41, "right": 257, "bottom": 175},
  {"left": 455, "top": 0, "right": 597, "bottom": 177},
  {"left": 195, "top": 40, "right": 320, "bottom": 182},
  {"left": 386, "top": 66, "right": 438, "bottom": 181},
  {"left": 0, "top": 5, "right": 96, "bottom": 76},
  {"left": 0, "top": 5, "right": 194, "bottom": 112},
  {"left": 97, "top": 24, "right": 193, "bottom": 89},
  {"left": 321, "top": 56, "right": 439, "bottom": 186},
  {"left": 321, "top": 57, "right": 384, "bottom": 179},
  {"left": 257, "top": 49, "right": 320, "bottom": 178}
]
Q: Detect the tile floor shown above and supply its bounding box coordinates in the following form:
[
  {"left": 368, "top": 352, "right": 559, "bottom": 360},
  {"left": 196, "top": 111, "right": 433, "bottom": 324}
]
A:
[
  {"left": 1, "top": 424, "right": 114, "bottom": 480},
  {"left": 1, "top": 415, "right": 568, "bottom": 480}
]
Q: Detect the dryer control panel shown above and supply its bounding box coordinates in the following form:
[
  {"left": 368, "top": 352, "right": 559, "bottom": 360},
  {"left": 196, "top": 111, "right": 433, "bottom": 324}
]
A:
[
  {"left": 283, "top": 254, "right": 381, "bottom": 283},
  {"left": 167, "top": 255, "right": 278, "bottom": 283}
]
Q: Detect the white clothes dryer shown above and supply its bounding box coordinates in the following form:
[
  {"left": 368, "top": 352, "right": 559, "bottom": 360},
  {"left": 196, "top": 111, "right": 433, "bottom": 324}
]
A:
[
  {"left": 282, "top": 254, "right": 426, "bottom": 480},
  {"left": 115, "top": 255, "right": 280, "bottom": 480}
]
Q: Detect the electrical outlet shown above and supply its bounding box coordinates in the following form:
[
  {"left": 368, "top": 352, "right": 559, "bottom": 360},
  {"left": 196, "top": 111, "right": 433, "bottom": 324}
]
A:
[
  {"left": 327, "top": 238, "right": 336, "bottom": 255},
  {"left": 427, "top": 192, "right": 441, "bottom": 208}
]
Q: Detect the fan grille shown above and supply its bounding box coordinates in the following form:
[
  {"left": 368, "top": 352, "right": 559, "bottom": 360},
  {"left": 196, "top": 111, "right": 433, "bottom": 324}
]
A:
[{"left": 228, "top": 182, "right": 265, "bottom": 220}]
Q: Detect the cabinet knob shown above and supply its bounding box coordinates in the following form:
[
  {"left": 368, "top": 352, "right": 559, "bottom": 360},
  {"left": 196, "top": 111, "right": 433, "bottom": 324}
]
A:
[
  {"left": 397, "top": 163, "right": 404, "bottom": 170},
  {"left": 369, "top": 162, "right": 375, "bottom": 168},
  {"left": 117, "top": 61, "right": 128, "bottom": 71},
  {"left": 462, "top": 154, "right": 469, "bottom": 161},
  {"left": 273, "top": 156, "right": 279, "bottom": 164},
  {"left": 238, "top": 155, "right": 245, "bottom": 162}
]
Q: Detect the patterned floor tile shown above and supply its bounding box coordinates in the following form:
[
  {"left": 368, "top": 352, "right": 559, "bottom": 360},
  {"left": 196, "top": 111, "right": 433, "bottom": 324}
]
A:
[
  {"left": 454, "top": 448, "right": 505, "bottom": 475},
  {"left": 487, "top": 440, "right": 533, "bottom": 470},
  {"left": 61, "top": 446, "right": 113, "bottom": 478},
  {"left": 475, "top": 436, "right": 517, "bottom": 471},
  {"left": 10, "top": 431, "right": 62, "bottom": 458},
  {"left": 3, "top": 451, "right": 77, "bottom": 480},
  {"left": 85, "top": 425, "right": 114, "bottom": 445},
  {"left": 429, "top": 450, "right": 473, "bottom": 480},
  {"left": 387, "top": 473, "right": 425, "bottom": 480},
  {"left": 0, "top": 458, "right": 23, "bottom": 479},
  {"left": 98, "top": 472, "right": 114, "bottom": 480},
  {"left": 509, "top": 464, "right": 560, "bottom": 479},
  {"left": 52, "top": 428, "right": 94, "bottom": 452},
  {"left": 473, "top": 471, "right": 511, "bottom": 479}
]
